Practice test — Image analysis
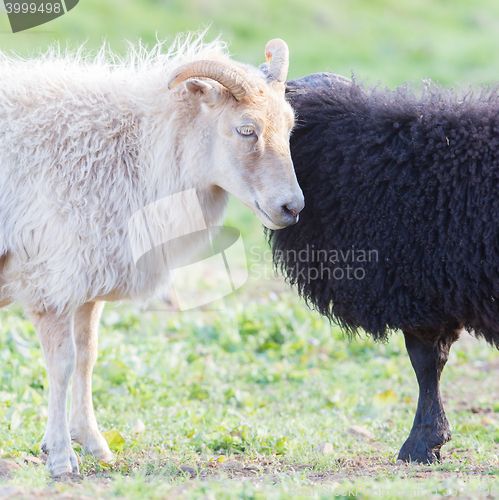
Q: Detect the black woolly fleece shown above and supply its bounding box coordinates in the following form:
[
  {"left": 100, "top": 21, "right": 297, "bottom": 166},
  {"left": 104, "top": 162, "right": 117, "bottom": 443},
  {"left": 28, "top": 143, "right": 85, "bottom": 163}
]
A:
[{"left": 269, "top": 72, "right": 499, "bottom": 346}]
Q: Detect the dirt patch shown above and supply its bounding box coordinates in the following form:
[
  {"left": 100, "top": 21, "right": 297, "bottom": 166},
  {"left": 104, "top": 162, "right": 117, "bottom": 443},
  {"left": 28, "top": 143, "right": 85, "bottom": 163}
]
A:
[{"left": 1, "top": 453, "right": 498, "bottom": 499}]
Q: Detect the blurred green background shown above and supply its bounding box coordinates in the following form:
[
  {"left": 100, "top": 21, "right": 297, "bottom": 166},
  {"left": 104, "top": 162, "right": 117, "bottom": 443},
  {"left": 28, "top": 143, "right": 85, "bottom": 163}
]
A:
[{"left": 2, "top": 0, "right": 499, "bottom": 86}]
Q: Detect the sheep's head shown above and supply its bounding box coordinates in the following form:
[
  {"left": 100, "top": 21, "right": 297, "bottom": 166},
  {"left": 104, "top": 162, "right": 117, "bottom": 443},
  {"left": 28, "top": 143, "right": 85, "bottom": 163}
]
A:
[{"left": 168, "top": 39, "right": 304, "bottom": 229}]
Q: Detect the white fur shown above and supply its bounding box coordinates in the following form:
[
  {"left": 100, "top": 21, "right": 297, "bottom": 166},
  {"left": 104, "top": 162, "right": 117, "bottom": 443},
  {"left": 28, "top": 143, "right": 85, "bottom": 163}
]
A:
[
  {"left": 0, "top": 33, "right": 302, "bottom": 476},
  {"left": 0, "top": 34, "right": 251, "bottom": 314}
]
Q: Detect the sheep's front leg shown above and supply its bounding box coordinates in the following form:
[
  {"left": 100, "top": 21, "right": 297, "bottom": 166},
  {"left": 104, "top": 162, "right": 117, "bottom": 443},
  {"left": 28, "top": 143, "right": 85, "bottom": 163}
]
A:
[
  {"left": 29, "top": 309, "right": 79, "bottom": 476},
  {"left": 398, "top": 327, "right": 460, "bottom": 463},
  {"left": 69, "top": 301, "right": 113, "bottom": 462}
]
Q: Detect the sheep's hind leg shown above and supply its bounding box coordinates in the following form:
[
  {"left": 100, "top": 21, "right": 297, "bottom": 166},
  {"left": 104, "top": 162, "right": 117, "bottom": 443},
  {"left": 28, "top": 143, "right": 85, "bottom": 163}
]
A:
[
  {"left": 28, "top": 309, "right": 79, "bottom": 476},
  {"left": 397, "top": 326, "right": 460, "bottom": 464},
  {"left": 69, "top": 301, "right": 113, "bottom": 462}
]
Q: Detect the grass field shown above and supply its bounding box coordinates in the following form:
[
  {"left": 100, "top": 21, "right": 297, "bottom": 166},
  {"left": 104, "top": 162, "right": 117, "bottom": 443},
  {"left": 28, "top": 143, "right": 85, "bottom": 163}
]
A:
[
  {"left": 2, "top": 292, "right": 499, "bottom": 499},
  {"left": 1, "top": 0, "right": 499, "bottom": 498}
]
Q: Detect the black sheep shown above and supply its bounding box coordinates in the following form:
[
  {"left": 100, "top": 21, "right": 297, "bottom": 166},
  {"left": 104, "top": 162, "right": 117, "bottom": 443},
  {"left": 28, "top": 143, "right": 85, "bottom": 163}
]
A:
[{"left": 269, "top": 72, "right": 499, "bottom": 463}]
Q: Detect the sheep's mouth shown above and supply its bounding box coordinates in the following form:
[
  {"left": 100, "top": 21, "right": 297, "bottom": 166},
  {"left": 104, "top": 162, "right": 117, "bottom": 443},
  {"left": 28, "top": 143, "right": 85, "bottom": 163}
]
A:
[
  {"left": 255, "top": 201, "right": 271, "bottom": 221},
  {"left": 255, "top": 201, "right": 285, "bottom": 229}
]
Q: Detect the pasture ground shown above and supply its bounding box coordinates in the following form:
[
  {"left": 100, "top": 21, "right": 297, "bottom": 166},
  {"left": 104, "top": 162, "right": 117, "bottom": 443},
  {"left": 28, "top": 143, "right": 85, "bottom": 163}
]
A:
[{"left": 0, "top": 213, "right": 498, "bottom": 499}]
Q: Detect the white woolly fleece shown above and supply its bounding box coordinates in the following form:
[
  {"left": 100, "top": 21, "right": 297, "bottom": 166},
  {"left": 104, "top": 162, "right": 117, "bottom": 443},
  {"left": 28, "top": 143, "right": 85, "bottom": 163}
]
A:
[{"left": 0, "top": 33, "right": 258, "bottom": 314}]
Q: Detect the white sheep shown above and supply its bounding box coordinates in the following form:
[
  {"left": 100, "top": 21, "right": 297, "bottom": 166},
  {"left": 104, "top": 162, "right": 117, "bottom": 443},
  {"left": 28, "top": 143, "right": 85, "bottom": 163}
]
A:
[{"left": 0, "top": 33, "right": 304, "bottom": 475}]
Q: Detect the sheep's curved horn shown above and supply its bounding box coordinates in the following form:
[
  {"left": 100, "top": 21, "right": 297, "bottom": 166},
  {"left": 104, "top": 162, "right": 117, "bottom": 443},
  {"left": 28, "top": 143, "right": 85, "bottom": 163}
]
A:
[
  {"left": 265, "top": 39, "right": 289, "bottom": 83},
  {"left": 168, "top": 61, "right": 257, "bottom": 100}
]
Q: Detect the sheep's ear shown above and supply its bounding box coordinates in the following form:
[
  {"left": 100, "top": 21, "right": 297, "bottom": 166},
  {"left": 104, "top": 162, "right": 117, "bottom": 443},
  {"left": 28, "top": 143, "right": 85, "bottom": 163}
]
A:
[
  {"left": 184, "top": 78, "right": 224, "bottom": 105},
  {"left": 185, "top": 78, "right": 213, "bottom": 95},
  {"left": 258, "top": 62, "right": 269, "bottom": 78}
]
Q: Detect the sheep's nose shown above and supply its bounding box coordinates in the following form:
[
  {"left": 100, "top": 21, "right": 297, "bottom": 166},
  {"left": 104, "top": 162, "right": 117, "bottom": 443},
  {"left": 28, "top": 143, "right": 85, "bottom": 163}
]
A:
[{"left": 281, "top": 200, "right": 304, "bottom": 226}]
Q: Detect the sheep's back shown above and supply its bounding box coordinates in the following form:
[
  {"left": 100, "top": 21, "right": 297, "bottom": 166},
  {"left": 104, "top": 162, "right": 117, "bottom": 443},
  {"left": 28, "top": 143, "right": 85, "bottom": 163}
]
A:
[
  {"left": 270, "top": 74, "right": 499, "bottom": 344},
  {"left": 0, "top": 65, "right": 157, "bottom": 312}
]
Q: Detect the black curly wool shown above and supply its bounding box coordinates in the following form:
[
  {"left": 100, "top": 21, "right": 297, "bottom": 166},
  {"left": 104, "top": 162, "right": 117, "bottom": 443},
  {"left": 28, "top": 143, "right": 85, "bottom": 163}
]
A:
[{"left": 269, "top": 73, "right": 499, "bottom": 346}]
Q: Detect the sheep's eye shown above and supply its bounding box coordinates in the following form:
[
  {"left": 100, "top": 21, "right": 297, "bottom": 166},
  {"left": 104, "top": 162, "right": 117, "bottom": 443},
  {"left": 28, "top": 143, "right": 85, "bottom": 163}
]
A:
[{"left": 236, "top": 125, "right": 255, "bottom": 137}]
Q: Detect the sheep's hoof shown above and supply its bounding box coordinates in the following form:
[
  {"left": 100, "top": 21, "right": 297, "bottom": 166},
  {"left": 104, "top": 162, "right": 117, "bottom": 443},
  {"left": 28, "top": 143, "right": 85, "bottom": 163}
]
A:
[
  {"left": 397, "top": 441, "right": 443, "bottom": 464},
  {"left": 42, "top": 441, "right": 79, "bottom": 476},
  {"left": 397, "top": 426, "right": 451, "bottom": 464},
  {"left": 70, "top": 427, "right": 113, "bottom": 463}
]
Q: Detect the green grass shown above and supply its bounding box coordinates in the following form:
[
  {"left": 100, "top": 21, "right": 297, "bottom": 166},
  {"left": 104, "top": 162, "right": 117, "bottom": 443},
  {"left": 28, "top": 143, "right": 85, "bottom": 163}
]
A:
[{"left": 1, "top": 293, "right": 499, "bottom": 498}]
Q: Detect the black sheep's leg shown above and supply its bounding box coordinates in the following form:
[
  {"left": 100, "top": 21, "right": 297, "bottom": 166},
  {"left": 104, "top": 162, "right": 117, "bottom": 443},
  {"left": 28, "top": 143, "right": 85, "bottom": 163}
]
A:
[{"left": 397, "top": 326, "right": 460, "bottom": 463}]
